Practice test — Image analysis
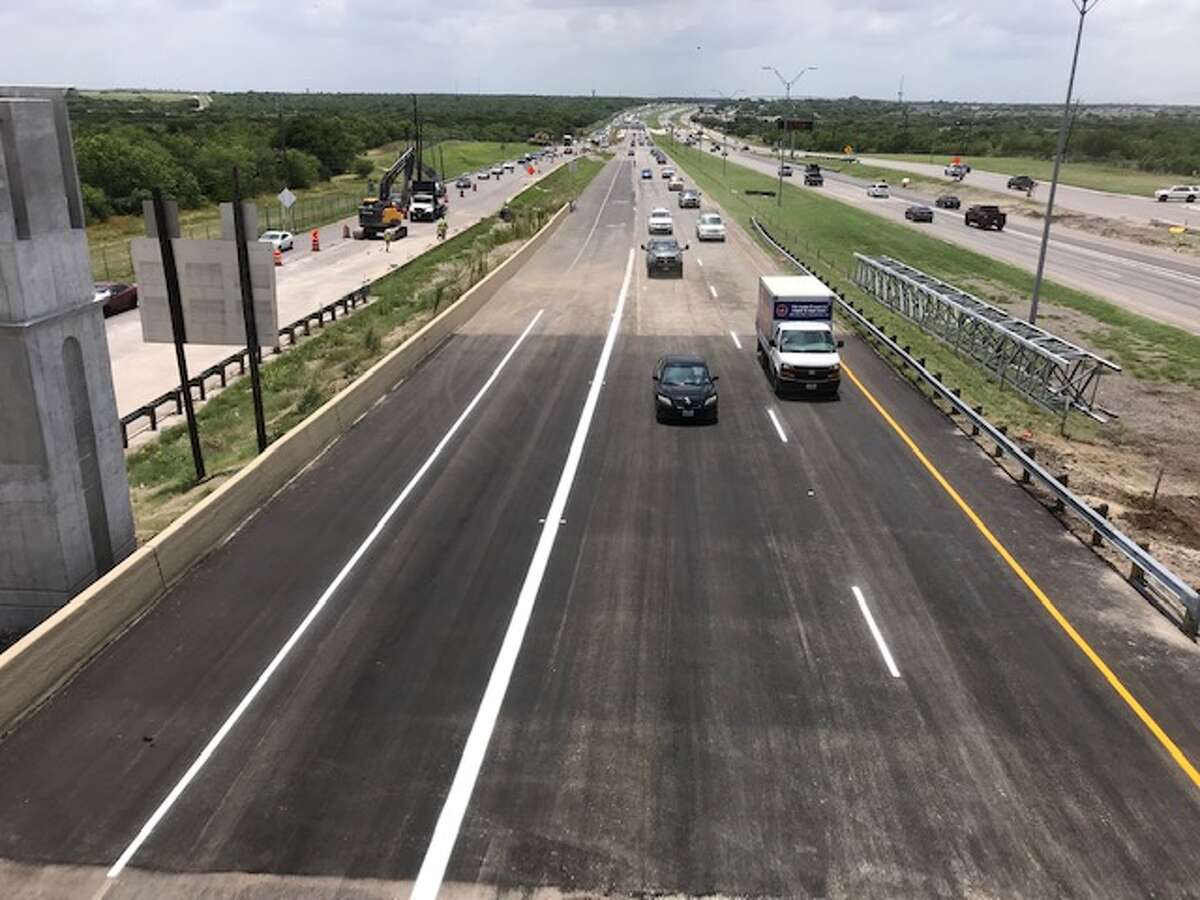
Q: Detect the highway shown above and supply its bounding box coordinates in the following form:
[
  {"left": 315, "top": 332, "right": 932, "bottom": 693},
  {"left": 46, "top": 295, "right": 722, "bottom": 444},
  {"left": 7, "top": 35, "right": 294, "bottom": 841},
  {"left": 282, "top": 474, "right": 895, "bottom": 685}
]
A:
[
  {"left": 3, "top": 150, "right": 1200, "bottom": 898},
  {"left": 104, "top": 154, "right": 570, "bottom": 419},
  {"left": 682, "top": 120, "right": 1200, "bottom": 332}
]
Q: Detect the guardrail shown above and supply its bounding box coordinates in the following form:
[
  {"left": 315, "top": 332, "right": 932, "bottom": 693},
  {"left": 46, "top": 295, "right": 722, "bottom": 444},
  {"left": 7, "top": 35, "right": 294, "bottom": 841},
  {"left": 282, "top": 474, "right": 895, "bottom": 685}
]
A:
[
  {"left": 751, "top": 215, "right": 1200, "bottom": 637},
  {"left": 119, "top": 286, "right": 370, "bottom": 446}
]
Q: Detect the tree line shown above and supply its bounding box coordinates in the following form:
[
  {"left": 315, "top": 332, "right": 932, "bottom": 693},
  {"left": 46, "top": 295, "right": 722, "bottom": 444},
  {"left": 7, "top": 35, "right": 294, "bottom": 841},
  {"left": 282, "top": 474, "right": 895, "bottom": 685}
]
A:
[{"left": 68, "top": 91, "right": 635, "bottom": 222}]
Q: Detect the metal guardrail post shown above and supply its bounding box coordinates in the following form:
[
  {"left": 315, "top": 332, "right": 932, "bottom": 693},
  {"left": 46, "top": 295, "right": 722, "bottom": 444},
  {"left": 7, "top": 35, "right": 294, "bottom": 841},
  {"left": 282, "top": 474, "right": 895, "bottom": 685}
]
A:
[{"left": 750, "top": 215, "right": 1200, "bottom": 638}]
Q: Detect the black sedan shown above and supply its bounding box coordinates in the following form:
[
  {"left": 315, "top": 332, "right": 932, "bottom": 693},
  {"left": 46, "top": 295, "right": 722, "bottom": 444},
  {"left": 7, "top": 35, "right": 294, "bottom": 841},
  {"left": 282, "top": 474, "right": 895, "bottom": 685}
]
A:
[
  {"left": 642, "top": 238, "right": 687, "bottom": 277},
  {"left": 653, "top": 354, "right": 719, "bottom": 423},
  {"left": 905, "top": 205, "right": 934, "bottom": 223},
  {"left": 935, "top": 195, "right": 961, "bottom": 209},
  {"left": 1007, "top": 175, "right": 1036, "bottom": 191}
]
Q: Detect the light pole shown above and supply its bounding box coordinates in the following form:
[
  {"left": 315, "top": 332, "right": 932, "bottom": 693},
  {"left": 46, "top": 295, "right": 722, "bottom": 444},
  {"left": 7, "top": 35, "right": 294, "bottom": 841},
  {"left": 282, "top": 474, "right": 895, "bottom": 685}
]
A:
[
  {"left": 762, "top": 65, "right": 817, "bottom": 206},
  {"left": 1029, "top": 0, "right": 1101, "bottom": 326},
  {"left": 713, "top": 88, "right": 744, "bottom": 175}
]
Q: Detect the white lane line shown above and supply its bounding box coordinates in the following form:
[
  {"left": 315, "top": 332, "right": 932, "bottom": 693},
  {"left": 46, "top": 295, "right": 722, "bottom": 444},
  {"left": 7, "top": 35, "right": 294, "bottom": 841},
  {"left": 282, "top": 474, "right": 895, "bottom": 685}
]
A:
[
  {"left": 729, "top": 331, "right": 742, "bottom": 349},
  {"left": 105, "top": 309, "right": 547, "bottom": 881},
  {"left": 695, "top": 257, "right": 703, "bottom": 267},
  {"left": 566, "top": 159, "right": 626, "bottom": 274},
  {"left": 852, "top": 586, "right": 901, "bottom": 679},
  {"left": 766, "top": 407, "right": 788, "bottom": 443},
  {"left": 708, "top": 284, "right": 718, "bottom": 299},
  {"left": 410, "top": 247, "right": 637, "bottom": 900}
]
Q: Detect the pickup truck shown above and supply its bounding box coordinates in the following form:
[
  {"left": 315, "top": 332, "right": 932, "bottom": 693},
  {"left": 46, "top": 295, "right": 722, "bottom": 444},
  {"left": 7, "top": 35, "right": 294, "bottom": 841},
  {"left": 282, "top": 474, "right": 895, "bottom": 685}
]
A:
[
  {"left": 755, "top": 275, "right": 843, "bottom": 398},
  {"left": 964, "top": 205, "right": 1007, "bottom": 231},
  {"left": 804, "top": 164, "right": 823, "bottom": 186}
]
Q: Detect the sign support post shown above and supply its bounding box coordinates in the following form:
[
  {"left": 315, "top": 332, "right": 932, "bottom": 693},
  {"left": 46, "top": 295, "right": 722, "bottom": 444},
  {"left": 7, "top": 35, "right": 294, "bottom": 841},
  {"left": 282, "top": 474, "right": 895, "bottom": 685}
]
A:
[{"left": 231, "top": 167, "right": 269, "bottom": 453}]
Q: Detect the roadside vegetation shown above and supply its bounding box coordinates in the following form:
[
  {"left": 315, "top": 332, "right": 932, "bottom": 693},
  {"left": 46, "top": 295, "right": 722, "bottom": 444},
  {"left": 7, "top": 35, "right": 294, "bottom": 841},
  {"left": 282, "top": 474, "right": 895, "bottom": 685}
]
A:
[{"left": 126, "top": 155, "right": 605, "bottom": 537}]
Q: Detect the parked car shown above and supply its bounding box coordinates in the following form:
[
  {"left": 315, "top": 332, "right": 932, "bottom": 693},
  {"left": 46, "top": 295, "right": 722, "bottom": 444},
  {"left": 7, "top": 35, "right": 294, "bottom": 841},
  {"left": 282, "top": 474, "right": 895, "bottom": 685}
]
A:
[
  {"left": 93, "top": 282, "right": 138, "bottom": 317},
  {"left": 965, "top": 205, "right": 1007, "bottom": 231},
  {"left": 935, "top": 195, "right": 961, "bottom": 209},
  {"left": 258, "top": 230, "right": 294, "bottom": 251},
  {"left": 1155, "top": 184, "right": 1200, "bottom": 203},
  {"left": 648, "top": 207, "right": 674, "bottom": 234},
  {"left": 905, "top": 205, "right": 934, "bottom": 223},
  {"left": 653, "top": 354, "right": 718, "bottom": 423},
  {"left": 678, "top": 189, "right": 700, "bottom": 208},
  {"left": 1007, "top": 175, "right": 1036, "bottom": 191},
  {"left": 778, "top": 163, "right": 794, "bottom": 177},
  {"left": 455, "top": 176, "right": 473, "bottom": 189},
  {"left": 642, "top": 237, "right": 688, "bottom": 278},
  {"left": 866, "top": 182, "right": 890, "bottom": 198},
  {"left": 641, "top": 168, "right": 653, "bottom": 180},
  {"left": 668, "top": 177, "right": 685, "bottom": 192},
  {"left": 695, "top": 211, "right": 726, "bottom": 241}
]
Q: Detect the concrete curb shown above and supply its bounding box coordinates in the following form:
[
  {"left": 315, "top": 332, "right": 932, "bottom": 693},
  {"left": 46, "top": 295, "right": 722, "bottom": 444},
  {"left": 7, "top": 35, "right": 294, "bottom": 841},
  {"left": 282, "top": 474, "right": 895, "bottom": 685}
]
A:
[{"left": 0, "top": 201, "right": 571, "bottom": 737}]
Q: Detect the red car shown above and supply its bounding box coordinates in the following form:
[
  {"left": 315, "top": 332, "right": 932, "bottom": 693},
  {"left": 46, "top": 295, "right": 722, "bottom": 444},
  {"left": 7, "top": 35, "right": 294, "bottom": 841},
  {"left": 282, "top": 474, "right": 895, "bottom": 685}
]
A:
[{"left": 94, "top": 282, "right": 138, "bottom": 317}]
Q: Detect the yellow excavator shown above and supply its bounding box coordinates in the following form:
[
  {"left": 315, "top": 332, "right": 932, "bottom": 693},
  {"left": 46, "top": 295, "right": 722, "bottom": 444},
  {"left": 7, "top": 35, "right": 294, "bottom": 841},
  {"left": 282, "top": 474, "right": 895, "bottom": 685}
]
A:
[{"left": 355, "top": 99, "right": 443, "bottom": 240}]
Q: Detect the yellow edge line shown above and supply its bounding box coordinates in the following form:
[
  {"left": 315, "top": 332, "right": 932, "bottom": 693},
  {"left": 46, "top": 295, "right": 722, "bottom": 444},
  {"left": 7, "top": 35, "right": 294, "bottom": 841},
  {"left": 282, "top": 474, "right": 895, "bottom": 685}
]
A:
[{"left": 841, "top": 361, "right": 1200, "bottom": 790}]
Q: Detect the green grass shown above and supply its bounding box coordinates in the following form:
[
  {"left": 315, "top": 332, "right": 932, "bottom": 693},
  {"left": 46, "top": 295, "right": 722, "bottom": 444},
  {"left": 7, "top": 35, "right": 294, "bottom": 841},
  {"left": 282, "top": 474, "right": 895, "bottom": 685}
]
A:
[
  {"left": 665, "top": 137, "right": 1200, "bottom": 427},
  {"left": 366, "top": 140, "right": 541, "bottom": 181},
  {"left": 126, "top": 157, "right": 606, "bottom": 537},
  {"left": 869, "top": 153, "right": 1187, "bottom": 197}
]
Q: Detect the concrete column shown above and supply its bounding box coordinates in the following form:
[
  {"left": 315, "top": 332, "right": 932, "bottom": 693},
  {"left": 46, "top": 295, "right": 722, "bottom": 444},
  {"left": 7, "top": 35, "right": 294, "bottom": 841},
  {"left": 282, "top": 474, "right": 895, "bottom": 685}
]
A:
[{"left": 0, "top": 90, "right": 135, "bottom": 631}]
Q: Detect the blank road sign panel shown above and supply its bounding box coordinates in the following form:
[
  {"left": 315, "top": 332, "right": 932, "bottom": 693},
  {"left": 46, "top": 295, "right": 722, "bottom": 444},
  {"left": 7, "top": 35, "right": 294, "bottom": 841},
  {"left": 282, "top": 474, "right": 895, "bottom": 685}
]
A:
[{"left": 132, "top": 238, "right": 280, "bottom": 347}]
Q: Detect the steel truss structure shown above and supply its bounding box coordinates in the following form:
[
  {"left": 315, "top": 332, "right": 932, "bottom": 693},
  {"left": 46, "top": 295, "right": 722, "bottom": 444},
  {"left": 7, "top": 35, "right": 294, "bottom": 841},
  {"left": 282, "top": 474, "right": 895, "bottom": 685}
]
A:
[{"left": 853, "top": 254, "right": 1119, "bottom": 420}]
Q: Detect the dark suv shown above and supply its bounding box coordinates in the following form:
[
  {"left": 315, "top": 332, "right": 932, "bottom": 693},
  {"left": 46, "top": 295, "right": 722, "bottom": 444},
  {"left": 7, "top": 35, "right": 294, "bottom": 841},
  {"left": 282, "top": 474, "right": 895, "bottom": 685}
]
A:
[
  {"left": 642, "top": 238, "right": 687, "bottom": 277},
  {"left": 965, "top": 205, "right": 1007, "bottom": 231},
  {"left": 653, "top": 354, "right": 719, "bottom": 423},
  {"left": 1007, "top": 175, "right": 1036, "bottom": 191}
]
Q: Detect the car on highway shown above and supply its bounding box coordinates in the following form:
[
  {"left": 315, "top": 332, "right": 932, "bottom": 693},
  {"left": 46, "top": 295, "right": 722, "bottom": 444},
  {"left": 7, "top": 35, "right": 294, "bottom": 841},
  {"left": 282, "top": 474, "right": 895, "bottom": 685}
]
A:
[
  {"left": 476, "top": 170, "right": 491, "bottom": 180},
  {"left": 653, "top": 354, "right": 718, "bottom": 423},
  {"left": 93, "top": 282, "right": 138, "bottom": 317},
  {"left": 866, "top": 182, "right": 890, "bottom": 198},
  {"left": 695, "top": 211, "right": 726, "bottom": 241},
  {"left": 641, "top": 168, "right": 653, "bottom": 180},
  {"left": 678, "top": 189, "right": 700, "bottom": 208},
  {"left": 1154, "top": 184, "right": 1200, "bottom": 203},
  {"left": 778, "top": 164, "right": 794, "bottom": 177},
  {"left": 965, "top": 204, "right": 1007, "bottom": 231},
  {"left": 661, "top": 167, "right": 676, "bottom": 179},
  {"left": 905, "top": 205, "right": 934, "bottom": 223},
  {"left": 258, "top": 230, "right": 294, "bottom": 251},
  {"left": 668, "top": 177, "right": 685, "bottom": 192},
  {"left": 1007, "top": 175, "right": 1036, "bottom": 191},
  {"left": 503, "top": 161, "right": 516, "bottom": 172},
  {"left": 490, "top": 165, "right": 503, "bottom": 177},
  {"left": 647, "top": 207, "right": 674, "bottom": 235},
  {"left": 741, "top": 144, "right": 750, "bottom": 151},
  {"left": 628, "top": 148, "right": 636, "bottom": 156},
  {"left": 455, "top": 176, "right": 472, "bottom": 189},
  {"left": 642, "top": 237, "right": 688, "bottom": 278},
  {"left": 935, "top": 194, "right": 961, "bottom": 209},
  {"left": 944, "top": 163, "right": 970, "bottom": 178}
]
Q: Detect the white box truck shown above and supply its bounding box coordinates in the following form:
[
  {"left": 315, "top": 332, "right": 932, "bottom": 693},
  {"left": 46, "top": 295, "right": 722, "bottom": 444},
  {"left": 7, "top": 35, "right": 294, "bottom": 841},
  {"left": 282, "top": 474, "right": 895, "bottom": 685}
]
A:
[{"left": 755, "top": 275, "right": 843, "bottom": 397}]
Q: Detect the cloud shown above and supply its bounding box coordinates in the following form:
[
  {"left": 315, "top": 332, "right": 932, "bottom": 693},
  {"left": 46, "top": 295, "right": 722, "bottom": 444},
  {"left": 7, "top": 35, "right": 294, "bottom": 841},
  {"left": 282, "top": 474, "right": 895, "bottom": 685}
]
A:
[{"left": 1, "top": 0, "right": 1197, "bottom": 103}]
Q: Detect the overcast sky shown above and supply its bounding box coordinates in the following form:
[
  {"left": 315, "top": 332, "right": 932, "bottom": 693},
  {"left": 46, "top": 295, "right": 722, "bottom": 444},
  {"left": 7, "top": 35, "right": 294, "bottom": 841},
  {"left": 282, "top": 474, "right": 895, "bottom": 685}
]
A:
[{"left": 3, "top": 0, "right": 1197, "bottom": 104}]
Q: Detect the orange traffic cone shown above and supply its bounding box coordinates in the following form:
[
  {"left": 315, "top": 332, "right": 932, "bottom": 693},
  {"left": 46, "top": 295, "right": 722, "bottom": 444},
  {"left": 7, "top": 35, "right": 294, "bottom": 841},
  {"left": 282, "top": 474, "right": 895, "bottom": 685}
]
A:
[
  {"left": 273, "top": 247, "right": 283, "bottom": 266},
  {"left": 311, "top": 229, "right": 320, "bottom": 252}
]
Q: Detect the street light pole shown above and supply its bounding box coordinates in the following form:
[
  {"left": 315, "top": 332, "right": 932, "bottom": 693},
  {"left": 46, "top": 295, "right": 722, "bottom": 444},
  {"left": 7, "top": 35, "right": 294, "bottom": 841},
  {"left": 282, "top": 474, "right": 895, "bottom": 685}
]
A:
[
  {"left": 763, "top": 65, "right": 817, "bottom": 207},
  {"left": 713, "top": 88, "right": 744, "bottom": 176},
  {"left": 1029, "top": 0, "right": 1100, "bottom": 326}
]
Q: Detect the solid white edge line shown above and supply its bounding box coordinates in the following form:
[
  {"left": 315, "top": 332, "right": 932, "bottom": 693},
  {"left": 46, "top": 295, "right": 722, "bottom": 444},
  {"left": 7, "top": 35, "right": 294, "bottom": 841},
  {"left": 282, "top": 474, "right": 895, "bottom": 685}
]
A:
[
  {"left": 852, "top": 585, "right": 902, "bottom": 679},
  {"left": 708, "top": 284, "right": 718, "bottom": 299},
  {"left": 729, "top": 331, "right": 742, "bottom": 350},
  {"left": 766, "top": 407, "right": 788, "bottom": 443},
  {"left": 410, "top": 247, "right": 636, "bottom": 900},
  {"left": 566, "top": 159, "right": 626, "bottom": 274},
  {"left": 696, "top": 257, "right": 703, "bottom": 266},
  {"left": 105, "top": 308, "right": 547, "bottom": 881}
]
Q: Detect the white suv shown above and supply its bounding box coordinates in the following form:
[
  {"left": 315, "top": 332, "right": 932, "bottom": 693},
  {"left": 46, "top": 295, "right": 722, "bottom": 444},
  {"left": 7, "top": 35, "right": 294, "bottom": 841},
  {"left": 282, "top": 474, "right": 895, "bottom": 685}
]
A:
[
  {"left": 867, "top": 182, "right": 890, "bottom": 198},
  {"left": 696, "top": 211, "right": 726, "bottom": 241},
  {"left": 1155, "top": 185, "right": 1199, "bottom": 203},
  {"left": 647, "top": 207, "right": 674, "bottom": 235}
]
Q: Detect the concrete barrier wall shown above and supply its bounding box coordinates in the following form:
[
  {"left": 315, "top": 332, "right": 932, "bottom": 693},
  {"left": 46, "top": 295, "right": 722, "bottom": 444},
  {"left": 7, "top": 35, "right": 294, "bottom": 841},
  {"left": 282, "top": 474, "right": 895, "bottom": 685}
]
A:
[{"left": 0, "top": 202, "right": 570, "bottom": 736}]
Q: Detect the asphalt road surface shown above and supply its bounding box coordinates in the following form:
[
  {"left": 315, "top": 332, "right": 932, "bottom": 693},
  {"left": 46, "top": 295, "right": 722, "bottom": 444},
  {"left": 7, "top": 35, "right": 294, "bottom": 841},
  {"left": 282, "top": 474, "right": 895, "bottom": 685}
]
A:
[
  {"left": 3, "top": 152, "right": 1200, "bottom": 898},
  {"left": 104, "top": 154, "right": 571, "bottom": 419},
  {"left": 685, "top": 121, "right": 1200, "bottom": 333}
]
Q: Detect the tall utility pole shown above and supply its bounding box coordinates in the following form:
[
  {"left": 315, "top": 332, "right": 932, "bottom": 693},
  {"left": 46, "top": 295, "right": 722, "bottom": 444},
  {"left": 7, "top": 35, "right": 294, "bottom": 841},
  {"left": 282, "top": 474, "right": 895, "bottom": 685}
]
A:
[
  {"left": 713, "top": 87, "right": 744, "bottom": 176},
  {"left": 1029, "top": 0, "right": 1101, "bottom": 326},
  {"left": 762, "top": 65, "right": 817, "bottom": 207}
]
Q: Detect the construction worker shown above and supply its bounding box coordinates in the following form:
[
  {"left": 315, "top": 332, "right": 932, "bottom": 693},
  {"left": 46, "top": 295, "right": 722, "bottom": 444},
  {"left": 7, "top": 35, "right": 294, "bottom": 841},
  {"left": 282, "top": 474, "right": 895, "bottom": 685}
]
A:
[
  {"left": 436, "top": 218, "right": 448, "bottom": 241},
  {"left": 383, "top": 229, "right": 393, "bottom": 253}
]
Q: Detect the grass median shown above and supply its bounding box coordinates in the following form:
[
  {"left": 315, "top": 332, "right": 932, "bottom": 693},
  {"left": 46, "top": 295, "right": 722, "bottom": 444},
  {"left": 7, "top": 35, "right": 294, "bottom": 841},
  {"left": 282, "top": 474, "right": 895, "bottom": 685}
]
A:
[{"left": 127, "top": 154, "right": 605, "bottom": 538}]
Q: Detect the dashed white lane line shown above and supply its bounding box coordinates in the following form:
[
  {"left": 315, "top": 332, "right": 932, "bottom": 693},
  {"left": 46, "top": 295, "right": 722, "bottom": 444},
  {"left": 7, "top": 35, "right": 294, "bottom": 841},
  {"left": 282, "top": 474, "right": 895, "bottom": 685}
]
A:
[
  {"left": 104, "top": 309, "right": 548, "bottom": 881},
  {"left": 708, "top": 284, "right": 718, "bottom": 299},
  {"left": 729, "top": 331, "right": 742, "bottom": 349},
  {"left": 852, "top": 585, "right": 902, "bottom": 679},
  {"left": 766, "top": 407, "right": 788, "bottom": 443},
  {"left": 410, "top": 247, "right": 637, "bottom": 899},
  {"left": 696, "top": 257, "right": 703, "bottom": 267}
]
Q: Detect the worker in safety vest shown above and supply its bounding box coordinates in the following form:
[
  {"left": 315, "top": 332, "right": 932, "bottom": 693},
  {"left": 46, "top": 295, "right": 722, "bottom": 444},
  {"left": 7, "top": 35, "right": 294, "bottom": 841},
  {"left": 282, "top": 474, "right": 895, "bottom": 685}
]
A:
[{"left": 436, "top": 219, "right": 448, "bottom": 241}]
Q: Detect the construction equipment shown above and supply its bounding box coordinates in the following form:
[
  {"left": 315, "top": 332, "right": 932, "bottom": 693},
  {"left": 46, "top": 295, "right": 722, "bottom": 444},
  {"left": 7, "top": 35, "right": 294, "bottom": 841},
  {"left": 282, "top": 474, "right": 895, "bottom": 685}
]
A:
[{"left": 355, "top": 98, "right": 443, "bottom": 239}]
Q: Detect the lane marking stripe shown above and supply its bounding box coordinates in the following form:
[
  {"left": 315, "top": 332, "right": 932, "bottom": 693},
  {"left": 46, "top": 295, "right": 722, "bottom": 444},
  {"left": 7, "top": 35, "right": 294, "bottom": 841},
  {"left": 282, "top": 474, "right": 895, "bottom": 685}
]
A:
[
  {"left": 708, "top": 284, "right": 718, "bottom": 299},
  {"left": 841, "top": 362, "right": 1200, "bottom": 789},
  {"left": 852, "top": 585, "right": 901, "bottom": 678},
  {"left": 566, "top": 159, "right": 626, "bottom": 274},
  {"left": 105, "top": 309, "right": 548, "bottom": 880},
  {"left": 410, "top": 248, "right": 637, "bottom": 898},
  {"left": 729, "top": 331, "right": 742, "bottom": 350},
  {"left": 766, "top": 407, "right": 788, "bottom": 443}
]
